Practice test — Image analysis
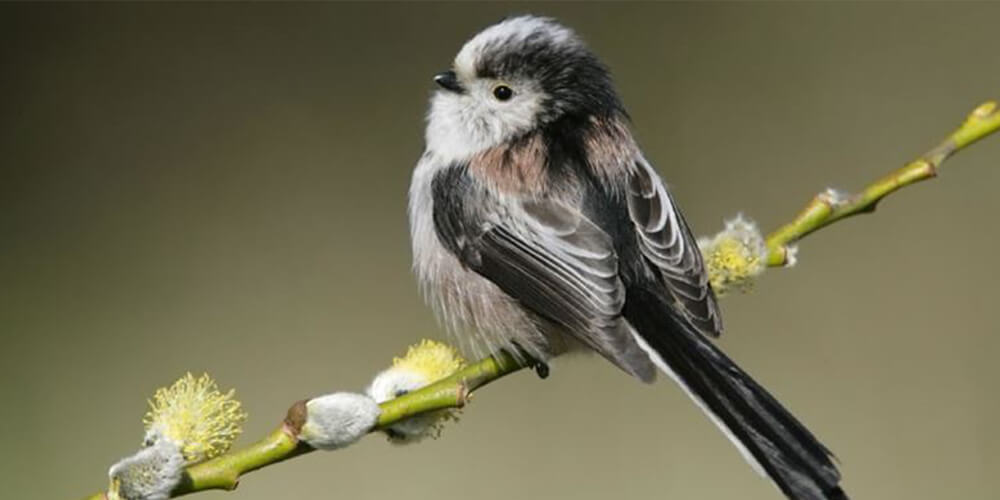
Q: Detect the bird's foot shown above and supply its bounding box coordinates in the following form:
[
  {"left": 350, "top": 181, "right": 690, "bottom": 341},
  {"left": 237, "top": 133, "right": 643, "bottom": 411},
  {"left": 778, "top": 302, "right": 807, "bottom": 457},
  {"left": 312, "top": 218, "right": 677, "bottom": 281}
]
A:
[
  {"left": 532, "top": 361, "right": 550, "bottom": 379},
  {"left": 507, "top": 343, "right": 550, "bottom": 380}
]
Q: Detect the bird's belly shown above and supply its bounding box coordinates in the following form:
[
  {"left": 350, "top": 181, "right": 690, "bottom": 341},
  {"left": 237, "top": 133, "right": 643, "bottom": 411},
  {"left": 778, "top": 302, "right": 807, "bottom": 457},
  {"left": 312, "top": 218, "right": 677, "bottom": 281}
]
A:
[
  {"left": 411, "top": 213, "right": 556, "bottom": 361},
  {"left": 409, "top": 161, "right": 554, "bottom": 361}
]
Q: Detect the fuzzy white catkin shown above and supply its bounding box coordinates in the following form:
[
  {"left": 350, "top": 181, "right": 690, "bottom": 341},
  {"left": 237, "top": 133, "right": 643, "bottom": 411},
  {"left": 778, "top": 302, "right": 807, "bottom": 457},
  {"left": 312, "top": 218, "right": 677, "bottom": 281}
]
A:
[
  {"left": 298, "top": 392, "right": 381, "bottom": 450},
  {"left": 366, "top": 367, "right": 441, "bottom": 441},
  {"left": 367, "top": 367, "right": 428, "bottom": 404},
  {"left": 108, "top": 432, "right": 185, "bottom": 500}
]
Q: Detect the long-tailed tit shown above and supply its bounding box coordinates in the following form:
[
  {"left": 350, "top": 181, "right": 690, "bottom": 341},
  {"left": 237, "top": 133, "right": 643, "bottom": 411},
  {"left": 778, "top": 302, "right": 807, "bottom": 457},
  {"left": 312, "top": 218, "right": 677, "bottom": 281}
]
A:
[{"left": 408, "top": 15, "right": 845, "bottom": 500}]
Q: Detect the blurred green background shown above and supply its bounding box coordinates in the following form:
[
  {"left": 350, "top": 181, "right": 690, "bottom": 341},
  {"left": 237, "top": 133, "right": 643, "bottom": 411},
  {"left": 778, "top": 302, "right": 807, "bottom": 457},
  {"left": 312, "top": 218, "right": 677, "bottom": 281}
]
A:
[{"left": 2, "top": 3, "right": 999, "bottom": 499}]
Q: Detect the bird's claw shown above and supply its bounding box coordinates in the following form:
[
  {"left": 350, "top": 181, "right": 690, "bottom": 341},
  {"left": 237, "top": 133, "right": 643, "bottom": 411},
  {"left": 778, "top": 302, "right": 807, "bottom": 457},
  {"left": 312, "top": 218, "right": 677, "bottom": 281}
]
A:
[
  {"left": 532, "top": 361, "right": 550, "bottom": 379},
  {"left": 506, "top": 343, "right": 550, "bottom": 380}
]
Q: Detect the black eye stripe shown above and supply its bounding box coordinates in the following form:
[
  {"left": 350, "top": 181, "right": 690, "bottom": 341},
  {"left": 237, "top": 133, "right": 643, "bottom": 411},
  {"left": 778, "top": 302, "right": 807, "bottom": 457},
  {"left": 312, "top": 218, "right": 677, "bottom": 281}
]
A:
[{"left": 493, "top": 85, "right": 513, "bottom": 101}]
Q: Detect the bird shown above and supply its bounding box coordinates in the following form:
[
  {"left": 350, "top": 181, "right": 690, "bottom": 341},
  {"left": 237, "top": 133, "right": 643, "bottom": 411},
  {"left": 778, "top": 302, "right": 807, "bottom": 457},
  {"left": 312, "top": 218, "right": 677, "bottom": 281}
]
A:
[{"left": 408, "top": 15, "right": 846, "bottom": 500}]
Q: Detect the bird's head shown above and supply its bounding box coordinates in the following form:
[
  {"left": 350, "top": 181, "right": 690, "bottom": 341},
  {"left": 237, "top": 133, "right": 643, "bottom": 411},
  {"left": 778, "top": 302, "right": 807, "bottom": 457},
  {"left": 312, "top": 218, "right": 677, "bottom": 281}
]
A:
[{"left": 425, "top": 15, "right": 624, "bottom": 160}]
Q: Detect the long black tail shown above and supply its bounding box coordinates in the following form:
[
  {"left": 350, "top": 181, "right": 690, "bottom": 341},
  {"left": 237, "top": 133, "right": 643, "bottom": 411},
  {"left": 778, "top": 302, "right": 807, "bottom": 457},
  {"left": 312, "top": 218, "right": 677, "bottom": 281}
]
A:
[{"left": 624, "top": 287, "right": 847, "bottom": 500}]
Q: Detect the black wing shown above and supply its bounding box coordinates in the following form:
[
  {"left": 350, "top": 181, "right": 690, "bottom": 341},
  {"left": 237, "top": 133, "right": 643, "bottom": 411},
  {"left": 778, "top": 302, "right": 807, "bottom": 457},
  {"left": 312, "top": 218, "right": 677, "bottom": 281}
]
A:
[
  {"left": 623, "top": 159, "right": 845, "bottom": 499},
  {"left": 431, "top": 159, "right": 846, "bottom": 500},
  {"left": 627, "top": 157, "right": 723, "bottom": 337},
  {"left": 431, "top": 164, "right": 654, "bottom": 381}
]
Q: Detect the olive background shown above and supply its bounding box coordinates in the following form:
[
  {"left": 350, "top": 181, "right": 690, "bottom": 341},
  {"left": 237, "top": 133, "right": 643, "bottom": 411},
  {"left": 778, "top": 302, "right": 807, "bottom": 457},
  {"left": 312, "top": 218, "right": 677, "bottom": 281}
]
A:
[{"left": 3, "top": 3, "right": 999, "bottom": 499}]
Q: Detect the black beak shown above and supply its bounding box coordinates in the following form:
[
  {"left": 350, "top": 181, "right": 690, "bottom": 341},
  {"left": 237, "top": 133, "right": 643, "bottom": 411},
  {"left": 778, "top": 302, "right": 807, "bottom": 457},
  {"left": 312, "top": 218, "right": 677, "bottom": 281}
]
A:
[{"left": 433, "top": 70, "right": 464, "bottom": 93}]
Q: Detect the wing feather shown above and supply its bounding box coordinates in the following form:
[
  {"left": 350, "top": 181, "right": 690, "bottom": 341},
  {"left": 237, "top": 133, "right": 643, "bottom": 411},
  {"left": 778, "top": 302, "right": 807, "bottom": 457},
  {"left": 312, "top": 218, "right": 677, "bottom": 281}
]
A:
[
  {"left": 431, "top": 165, "right": 654, "bottom": 381},
  {"left": 627, "top": 158, "right": 723, "bottom": 337}
]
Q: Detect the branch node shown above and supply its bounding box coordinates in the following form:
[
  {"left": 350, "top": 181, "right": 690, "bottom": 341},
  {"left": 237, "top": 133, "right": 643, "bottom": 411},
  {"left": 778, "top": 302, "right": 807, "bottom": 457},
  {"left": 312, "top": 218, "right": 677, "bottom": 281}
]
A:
[
  {"left": 283, "top": 399, "right": 309, "bottom": 438},
  {"left": 818, "top": 188, "right": 854, "bottom": 210},
  {"left": 971, "top": 100, "right": 998, "bottom": 120},
  {"left": 916, "top": 159, "right": 938, "bottom": 178},
  {"left": 455, "top": 381, "right": 470, "bottom": 407}
]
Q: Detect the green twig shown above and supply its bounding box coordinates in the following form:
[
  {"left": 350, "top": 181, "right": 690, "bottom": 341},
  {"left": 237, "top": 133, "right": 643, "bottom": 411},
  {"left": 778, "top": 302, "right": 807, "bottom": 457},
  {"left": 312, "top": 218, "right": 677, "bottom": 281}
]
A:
[
  {"left": 80, "top": 100, "right": 999, "bottom": 500},
  {"left": 765, "top": 100, "right": 1000, "bottom": 267},
  {"left": 81, "top": 352, "right": 525, "bottom": 500}
]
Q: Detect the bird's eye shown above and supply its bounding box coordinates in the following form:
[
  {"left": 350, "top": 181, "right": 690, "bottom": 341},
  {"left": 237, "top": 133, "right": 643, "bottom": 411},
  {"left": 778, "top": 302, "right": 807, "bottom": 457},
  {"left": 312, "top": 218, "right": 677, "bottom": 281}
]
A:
[{"left": 492, "top": 84, "right": 513, "bottom": 101}]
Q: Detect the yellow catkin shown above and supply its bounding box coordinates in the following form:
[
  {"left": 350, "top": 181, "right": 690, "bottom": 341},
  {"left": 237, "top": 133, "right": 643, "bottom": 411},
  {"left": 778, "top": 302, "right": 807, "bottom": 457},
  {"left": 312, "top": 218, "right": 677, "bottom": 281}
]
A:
[
  {"left": 375, "top": 339, "right": 466, "bottom": 441},
  {"left": 392, "top": 339, "right": 465, "bottom": 383},
  {"left": 699, "top": 215, "right": 768, "bottom": 296},
  {"left": 143, "top": 373, "right": 247, "bottom": 463}
]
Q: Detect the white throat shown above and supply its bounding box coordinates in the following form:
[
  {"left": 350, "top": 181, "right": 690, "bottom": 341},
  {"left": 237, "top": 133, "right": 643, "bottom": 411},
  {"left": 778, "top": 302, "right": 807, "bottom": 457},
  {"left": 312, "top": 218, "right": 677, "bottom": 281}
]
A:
[{"left": 424, "top": 92, "right": 499, "bottom": 163}]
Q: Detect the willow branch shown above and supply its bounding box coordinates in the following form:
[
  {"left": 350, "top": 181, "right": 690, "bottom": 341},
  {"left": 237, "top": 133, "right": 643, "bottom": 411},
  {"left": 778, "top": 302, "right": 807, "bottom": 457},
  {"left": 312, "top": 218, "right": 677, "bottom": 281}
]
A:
[
  {"left": 81, "top": 100, "right": 999, "bottom": 500},
  {"left": 82, "top": 352, "right": 526, "bottom": 500},
  {"left": 765, "top": 100, "right": 1000, "bottom": 267}
]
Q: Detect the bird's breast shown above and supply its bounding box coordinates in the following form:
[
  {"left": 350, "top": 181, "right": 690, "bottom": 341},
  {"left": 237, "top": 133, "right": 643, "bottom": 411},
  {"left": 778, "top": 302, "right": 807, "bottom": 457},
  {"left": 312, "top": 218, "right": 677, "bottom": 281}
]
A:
[{"left": 408, "top": 153, "right": 553, "bottom": 361}]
